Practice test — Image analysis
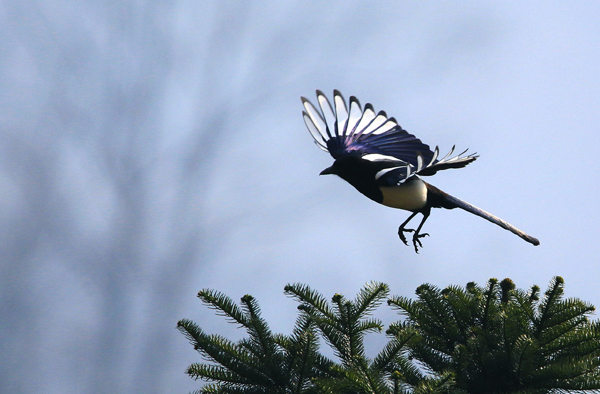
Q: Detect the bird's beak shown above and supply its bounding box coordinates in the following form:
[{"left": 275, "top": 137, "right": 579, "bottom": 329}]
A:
[{"left": 320, "top": 166, "right": 335, "bottom": 176}]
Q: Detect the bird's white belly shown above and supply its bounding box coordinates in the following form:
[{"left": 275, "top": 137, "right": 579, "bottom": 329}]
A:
[{"left": 380, "top": 179, "right": 427, "bottom": 211}]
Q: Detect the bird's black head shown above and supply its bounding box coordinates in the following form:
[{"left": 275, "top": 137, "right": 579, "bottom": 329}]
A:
[
  {"left": 319, "top": 155, "right": 373, "bottom": 181},
  {"left": 319, "top": 164, "right": 337, "bottom": 176},
  {"left": 319, "top": 155, "right": 384, "bottom": 203},
  {"left": 319, "top": 157, "right": 353, "bottom": 177}
]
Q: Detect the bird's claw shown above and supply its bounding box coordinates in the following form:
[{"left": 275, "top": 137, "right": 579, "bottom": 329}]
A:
[
  {"left": 412, "top": 233, "right": 429, "bottom": 253},
  {"left": 398, "top": 228, "right": 415, "bottom": 246},
  {"left": 400, "top": 227, "right": 430, "bottom": 253}
]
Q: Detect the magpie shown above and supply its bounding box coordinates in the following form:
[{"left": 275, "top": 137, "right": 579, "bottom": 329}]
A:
[{"left": 301, "top": 90, "right": 539, "bottom": 252}]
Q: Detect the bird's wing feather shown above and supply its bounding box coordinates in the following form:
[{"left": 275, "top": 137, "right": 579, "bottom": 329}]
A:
[
  {"left": 302, "top": 90, "right": 477, "bottom": 183},
  {"left": 417, "top": 146, "right": 479, "bottom": 176},
  {"left": 302, "top": 90, "right": 434, "bottom": 166}
]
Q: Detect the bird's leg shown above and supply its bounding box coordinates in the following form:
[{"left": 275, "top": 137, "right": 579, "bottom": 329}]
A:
[
  {"left": 411, "top": 209, "right": 431, "bottom": 253},
  {"left": 398, "top": 211, "right": 420, "bottom": 246}
]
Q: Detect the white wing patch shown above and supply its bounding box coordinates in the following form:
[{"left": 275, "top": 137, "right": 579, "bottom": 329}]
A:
[
  {"left": 346, "top": 97, "right": 362, "bottom": 135},
  {"left": 375, "top": 166, "right": 405, "bottom": 180},
  {"left": 303, "top": 113, "right": 327, "bottom": 151},
  {"left": 334, "top": 93, "right": 348, "bottom": 136},
  {"left": 416, "top": 154, "right": 424, "bottom": 172},
  {"left": 362, "top": 112, "right": 390, "bottom": 135},
  {"left": 362, "top": 153, "right": 405, "bottom": 163},
  {"left": 317, "top": 92, "right": 336, "bottom": 137},
  {"left": 353, "top": 104, "right": 376, "bottom": 137},
  {"left": 302, "top": 90, "right": 402, "bottom": 145}
]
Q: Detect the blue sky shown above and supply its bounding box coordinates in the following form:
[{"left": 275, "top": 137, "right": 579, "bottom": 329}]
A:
[{"left": 2, "top": 2, "right": 600, "bottom": 393}]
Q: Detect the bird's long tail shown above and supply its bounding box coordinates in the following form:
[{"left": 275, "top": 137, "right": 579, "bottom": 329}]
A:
[{"left": 445, "top": 194, "right": 540, "bottom": 246}]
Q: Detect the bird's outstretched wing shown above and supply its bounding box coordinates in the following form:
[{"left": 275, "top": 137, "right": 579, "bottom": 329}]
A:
[{"left": 301, "top": 90, "right": 478, "bottom": 184}]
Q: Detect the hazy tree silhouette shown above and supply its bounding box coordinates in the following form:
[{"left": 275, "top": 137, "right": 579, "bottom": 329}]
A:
[{"left": 1, "top": 3, "right": 310, "bottom": 393}]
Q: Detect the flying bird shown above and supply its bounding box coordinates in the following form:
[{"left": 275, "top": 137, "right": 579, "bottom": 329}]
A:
[{"left": 301, "top": 90, "right": 539, "bottom": 252}]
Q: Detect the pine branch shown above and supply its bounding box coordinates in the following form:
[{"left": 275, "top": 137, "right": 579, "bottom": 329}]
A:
[
  {"left": 239, "top": 295, "right": 280, "bottom": 365},
  {"left": 481, "top": 278, "right": 499, "bottom": 330},
  {"left": 177, "top": 319, "right": 272, "bottom": 385},
  {"left": 440, "top": 285, "right": 476, "bottom": 340},
  {"left": 535, "top": 276, "right": 565, "bottom": 336},
  {"left": 197, "top": 289, "right": 249, "bottom": 327},
  {"left": 510, "top": 334, "right": 536, "bottom": 380},
  {"left": 186, "top": 363, "right": 253, "bottom": 384},
  {"left": 284, "top": 283, "right": 335, "bottom": 320},
  {"left": 373, "top": 325, "right": 417, "bottom": 373},
  {"left": 354, "top": 282, "right": 390, "bottom": 319},
  {"left": 414, "top": 284, "right": 461, "bottom": 348}
]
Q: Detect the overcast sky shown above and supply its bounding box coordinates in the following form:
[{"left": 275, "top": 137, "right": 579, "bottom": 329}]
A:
[{"left": 2, "top": 1, "right": 600, "bottom": 393}]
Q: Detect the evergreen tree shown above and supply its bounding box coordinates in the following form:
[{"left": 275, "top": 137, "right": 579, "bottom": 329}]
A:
[
  {"left": 178, "top": 282, "right": 454, "bottom": 393},
  {"left": 284, "top": 282, "right": 462, "bottom": 394},
  {"left": 177, "top": 289, "right": 332, "bottom": 393},
  {"left": 179, "top": 277, "right": 600, "bottom": 394},
  {"left": 387, "top": 276, "right": 600, "bottom": 393}
]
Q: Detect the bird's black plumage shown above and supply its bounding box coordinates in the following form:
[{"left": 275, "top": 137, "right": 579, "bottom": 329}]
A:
[{"left": 302, "top": 90, "right": 539, "bottom": 252}]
